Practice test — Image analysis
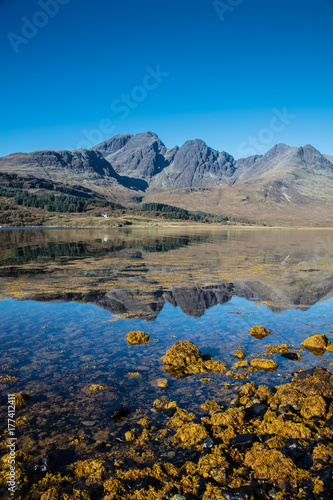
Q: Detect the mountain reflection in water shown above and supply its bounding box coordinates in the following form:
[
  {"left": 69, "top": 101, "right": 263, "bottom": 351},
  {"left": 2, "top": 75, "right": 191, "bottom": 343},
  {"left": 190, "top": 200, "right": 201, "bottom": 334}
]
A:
[{"left": 0, "top": 227, "right": 333, "bottom": 319}]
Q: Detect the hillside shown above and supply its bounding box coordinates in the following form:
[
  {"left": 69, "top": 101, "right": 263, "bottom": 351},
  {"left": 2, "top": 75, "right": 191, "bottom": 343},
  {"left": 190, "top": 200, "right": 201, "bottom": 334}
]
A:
[{"left": 1, "top": 132, "right": 333, "bottom": 226}]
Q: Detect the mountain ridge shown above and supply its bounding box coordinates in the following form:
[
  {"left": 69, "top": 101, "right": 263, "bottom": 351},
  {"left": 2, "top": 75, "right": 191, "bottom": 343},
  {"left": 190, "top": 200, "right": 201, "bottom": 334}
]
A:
[{"left": 1, "top": 132, "right": 333, "bottom": 225}]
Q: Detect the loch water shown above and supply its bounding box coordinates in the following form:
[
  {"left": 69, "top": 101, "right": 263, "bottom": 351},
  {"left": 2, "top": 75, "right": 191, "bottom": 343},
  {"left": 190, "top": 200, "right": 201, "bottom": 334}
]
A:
[{"left": 0, "top": 226, "right": 333, "bottom": 485}]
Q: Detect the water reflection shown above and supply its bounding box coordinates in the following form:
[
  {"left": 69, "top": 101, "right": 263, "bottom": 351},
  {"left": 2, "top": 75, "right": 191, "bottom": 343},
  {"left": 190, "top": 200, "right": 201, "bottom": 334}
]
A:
[{"left": 0, "top": 227, "right": 333, "bottom": 317}]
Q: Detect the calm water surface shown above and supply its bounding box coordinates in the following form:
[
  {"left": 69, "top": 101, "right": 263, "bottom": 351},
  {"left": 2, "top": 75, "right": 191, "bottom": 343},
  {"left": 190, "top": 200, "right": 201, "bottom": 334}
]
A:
[{"left": 0, "top": 227, "right": 333, "bottom": 481}]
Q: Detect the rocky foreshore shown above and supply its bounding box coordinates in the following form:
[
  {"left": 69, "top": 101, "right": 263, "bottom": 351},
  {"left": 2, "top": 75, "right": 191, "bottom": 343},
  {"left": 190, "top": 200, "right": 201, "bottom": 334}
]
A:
[
  {"left": 2, "top": 365, "right": 333, "bottom": 500},
  {"left": 2, "top": 333, "right": 333, "bottom": 499}
]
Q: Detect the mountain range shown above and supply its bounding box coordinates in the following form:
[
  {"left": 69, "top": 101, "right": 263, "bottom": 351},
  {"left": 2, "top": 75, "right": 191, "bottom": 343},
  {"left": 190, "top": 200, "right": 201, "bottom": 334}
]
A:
[{"left": 1, "top": 131, "right": 333, "bottom": 225}]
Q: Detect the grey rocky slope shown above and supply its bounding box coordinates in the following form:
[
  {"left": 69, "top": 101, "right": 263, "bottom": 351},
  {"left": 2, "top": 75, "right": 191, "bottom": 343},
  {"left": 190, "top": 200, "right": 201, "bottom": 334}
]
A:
[
  {"left": 92, "top": 132, "right": 237, "bottom": 188},
  {"left": 90, "top": 133, "right": 333, "bottom": 196},
  {"left": 1, "top": 132, "right": 333, "bottom": 215},
  {"left": 0, "top": 148, "right": 145, "bottom": 200},
  {"left": 149, "top": 139, "right": 236, "bottom": 190},
  {"left": 235, "top": 143, "right": 333, "bottom": 183},
  {"left": 93, "top": 132, "right": 176, "bottom": 180}
]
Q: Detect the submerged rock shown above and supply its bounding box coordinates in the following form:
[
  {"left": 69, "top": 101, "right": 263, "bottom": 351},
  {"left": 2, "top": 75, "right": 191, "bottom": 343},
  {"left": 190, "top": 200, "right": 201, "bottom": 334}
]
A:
[
  {"left": 126, "top": 330, "right": 150, "bottom": 345},
  {"left": 281, "top": 352, "right": 300, "bottom": 360},
  {"left": 89, "top": 384, "right": 107, "bottom": 391},
  {"left": 249, "top": 325, "right": 271, "bottom": 340},
  {"left": 233, "top": 349, "right": 246, "bottom": 360},
  {"left": 153, "top": 399, "right": 177, "bottom": 412},
  {"left": 15, "top": 392, "right": 31, "bottom": 410},
  {"left": 204, "top": 359, "right": 227, "bottom": 373},
  {"left": 156, "top": 378, "right": 168, "bottom": 388},
  {"left": 110, "top": 405, "right": 131, "bottom": 422}
]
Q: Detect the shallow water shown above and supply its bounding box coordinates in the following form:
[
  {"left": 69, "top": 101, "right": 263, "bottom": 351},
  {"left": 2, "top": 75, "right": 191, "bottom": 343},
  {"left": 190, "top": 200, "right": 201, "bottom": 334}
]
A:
[{"left": 0, "top": 227, "right": 333, "bottom": 492}]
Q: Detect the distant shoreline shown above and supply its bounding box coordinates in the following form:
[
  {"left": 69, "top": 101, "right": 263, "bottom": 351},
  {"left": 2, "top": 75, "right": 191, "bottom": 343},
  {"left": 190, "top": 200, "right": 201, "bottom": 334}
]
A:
[{"left": 1, "top": 224, "right": 333, "bottom": 231}]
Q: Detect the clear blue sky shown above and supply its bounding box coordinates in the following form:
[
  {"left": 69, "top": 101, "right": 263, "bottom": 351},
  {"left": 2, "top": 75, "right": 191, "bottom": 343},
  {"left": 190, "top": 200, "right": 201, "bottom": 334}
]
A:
[{"left": 1, "top": 0, "right": 333, "bottom": 159}]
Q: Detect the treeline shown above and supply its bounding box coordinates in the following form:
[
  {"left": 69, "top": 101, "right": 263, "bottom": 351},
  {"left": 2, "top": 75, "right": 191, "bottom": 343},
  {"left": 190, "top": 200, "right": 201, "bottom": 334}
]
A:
[
  {"left": 0, "top": 187, "right": 252, "bottom": 224},
  {"left": 139, "top": 202, "right": 229, "bottom": 222},
  {"left": 0, "top": 187, "right": 123, "bottom": 213}
]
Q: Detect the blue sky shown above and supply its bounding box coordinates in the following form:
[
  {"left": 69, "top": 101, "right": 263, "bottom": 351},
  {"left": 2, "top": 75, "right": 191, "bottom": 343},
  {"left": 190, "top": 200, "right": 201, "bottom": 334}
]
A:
[{"left": 1, "top": 0, "right": 333, "bottom": 159}]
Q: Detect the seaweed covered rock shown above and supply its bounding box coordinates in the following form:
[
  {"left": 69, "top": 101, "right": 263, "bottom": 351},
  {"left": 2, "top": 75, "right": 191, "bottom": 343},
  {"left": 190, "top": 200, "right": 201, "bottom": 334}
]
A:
[
  {"left": 126, "top": 330, "right": 150, "bottom": 345},
  {"left": 197, "top": 447, "right": 228, "bottom": 482},
  {"left": 89, "top": 384, "right": 107, "bottom": 391},
  {"left": 15, "top": 392, "right": 31, "bottom": 410},
  {"left": 234, "top": 349, "right": 246, "bottom": 360},
  {"left": 292, "top": 366, "right": 333, "bottom": 399},
  {"left": 156, "top": 378, "right": 168, "bottom": 388},
  {"left": 300, "top": 395, "right": 326, "bottom": 419},
  {"left": 68, "top": 459, "right": 106, "bottom": 480},
  {"left": 173, "top": 422, "right": 209, "bottom": 448},
  {"left": 168, "top": 407, "right": 196, "bottom": 427},
  {"left": 301, "top": 333, "right": 329, "bottom": 353},
  {"left": 161, "top": 340, "right": 206, "bottom": 378},
  {"left": 273, "top": 383, "right": 305, "bottom": 410},
  {"left": 237, "top": 381, "right": 257, "bottom": 398},
  {"left": 250, "top": 359, "right": 278, "bottom": 372},
  {"left": 244, "top": 443, "right": 309, "bottom": 483},
  {"left": 249, "top": 325, "right": 271, "bottom": 340},
  {"left": 204, "top": 359, "right": 227, "bottom": 373}
]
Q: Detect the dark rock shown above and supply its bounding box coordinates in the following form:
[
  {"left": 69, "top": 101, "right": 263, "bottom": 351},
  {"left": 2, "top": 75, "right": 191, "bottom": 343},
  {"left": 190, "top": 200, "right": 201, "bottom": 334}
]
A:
[
  {"left": 196, "top": 477, "right": 209, "bottom": 495},
  {"left": 245, "top": 403, "right": 268, "bottom": 420},
  {"left": 297, "top": 454, "right": 313, "bottom": 469},
  {"left": 0, "top": 149, "right": 129, "bottom": 197},
  {"left": 258, "top": 433, "right": 276, "bottom": 443},
  {"left": 164, "top": 486, "right": 179, "bottom": 499},
  {"left": 284, "top": 438, "right": 306, "bottom": 453},
  {"left": 282, "top": 414, "right": 297, "bottom": 422},
  {"left": 33, "top": 456, "right": 49, "bottom": 473},
  {"left": 164, "top": 407, "right": 177, "bottom": 417},
  {"left": 221, "top": 486, "right": 256, "bottom": 500},
  {"left": 281, "top": 352, "right": 299, "bottom": 360},
  {"left": 114, "top": 424, "right": 135, "bottom": 442},
  {"left": 277, "top": 479, "right": 291, "bottom": 491},
  {"left": 313, "top": 467, "right": 332, "bottom": 486},
  {"left": 203, "top": 437, "right": 214, "bottom": 449},
  {"left": 150, "top": 138, "right": 237, "bottom": 190},
  {"left": 324, "top": 414, "right": 333, "bottom": 430},
  {"left": 291, "top": 451, "right": 305, "bottom": 463},
  {"left": 278, "top": 405, "right": 296, "bottom": 415},
  {"left": 230, "top": 433, "right": 253, "bottom": 449},
  {"left": 302, "top": 479, "right": 314, "bottom": 491},
  {"left": 133, "top": 477, "right": 159, "bottom": 490},
  {"left": 110, "top": 405, "right": 131, "bottom": 422}
]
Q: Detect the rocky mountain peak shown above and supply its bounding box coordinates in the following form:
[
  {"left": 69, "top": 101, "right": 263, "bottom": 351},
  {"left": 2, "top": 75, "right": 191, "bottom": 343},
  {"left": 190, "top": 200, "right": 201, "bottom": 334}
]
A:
[{"left": 91, "top": 134, "right": 133, "bottom": 157}]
